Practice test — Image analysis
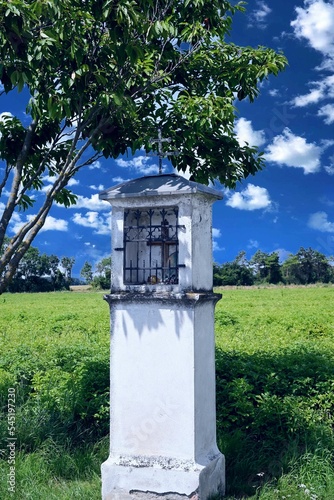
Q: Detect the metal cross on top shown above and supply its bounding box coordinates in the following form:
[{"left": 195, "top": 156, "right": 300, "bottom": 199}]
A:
[{"left": 149, "top": 128, "right": 179, "bottom": 174}]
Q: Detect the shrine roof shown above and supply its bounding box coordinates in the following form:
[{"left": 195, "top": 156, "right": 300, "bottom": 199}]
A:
[{"left": 99, "top": 174, "right": 223, "bottom": 200}]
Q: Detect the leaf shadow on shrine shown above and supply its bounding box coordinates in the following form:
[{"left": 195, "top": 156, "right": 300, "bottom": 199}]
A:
[{"left": 120, "top": 305, "right": 193, "bottom": 339}]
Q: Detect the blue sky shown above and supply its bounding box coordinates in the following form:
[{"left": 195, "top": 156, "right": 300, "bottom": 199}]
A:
[{"left": 2, "top": 0, "right": 334, "bottom": 278}]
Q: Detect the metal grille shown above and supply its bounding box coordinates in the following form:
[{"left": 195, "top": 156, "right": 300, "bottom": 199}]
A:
[{"left": 124, "top": 207, "right": 179, "bottom": 285}]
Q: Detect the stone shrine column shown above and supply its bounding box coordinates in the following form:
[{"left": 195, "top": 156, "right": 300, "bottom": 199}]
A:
[{"left": 99, "top": 174, "right": 225, "bottom": 499}]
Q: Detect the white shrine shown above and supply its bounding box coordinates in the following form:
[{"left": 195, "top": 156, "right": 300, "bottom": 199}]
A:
[{"left": 99, "top": 173, "right": 225, "bottom": 499}]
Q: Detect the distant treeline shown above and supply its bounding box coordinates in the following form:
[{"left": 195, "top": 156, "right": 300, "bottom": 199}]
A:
[
  {"left": 214, "top": 248, "right": 334, "bottom": 286},
  {"left": 4, "top": 245, "right": 77, "bottom": 293},
  {"left": 2, "top": 242, "right": 111, "bottom": 293},
  {"left": 4, "top": 244, "right": 334, "bottom": 292}
]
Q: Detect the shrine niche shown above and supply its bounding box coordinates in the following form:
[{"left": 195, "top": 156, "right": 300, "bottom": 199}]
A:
[{"left": 123, "top": 207, "right": 180, "bottom": 285}]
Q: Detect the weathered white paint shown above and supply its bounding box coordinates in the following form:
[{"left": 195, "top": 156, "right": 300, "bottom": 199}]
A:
[{"left": 99, "top": 174, "right": 225, "bottom": 499}]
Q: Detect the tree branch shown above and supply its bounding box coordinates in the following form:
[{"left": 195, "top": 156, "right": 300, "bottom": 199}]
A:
[
  {"left": 0, "top": 163, "right": 12, "bottom": 198},
  {"left": 0, "top": 120, "right": 38, "bottom": 249},
  {"left": 0, "top": 204, "right": 52, "bottom": 294},
  {"left": 16, "top": 122, "right": 69, "bottom": 206}
]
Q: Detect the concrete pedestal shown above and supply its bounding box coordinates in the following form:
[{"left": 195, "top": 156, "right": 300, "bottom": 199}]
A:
[
  {"left": 102, "top": 454, "right": 225, "bottom": 499},
  {"left": 101, "top": 292, "right": 225, "bottom": 500}
]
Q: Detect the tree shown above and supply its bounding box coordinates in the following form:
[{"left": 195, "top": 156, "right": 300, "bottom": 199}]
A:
[
  {"left": 60, "top": 256, "right": 75, "bottom": 283},
  {"left": 250, "top": 250, "right": 282, "bottom": 284},
  {"left": 0, "top": 0, "right": 287, "bottom": 293},
  {"left": 282, "top": 247, "right": 332, "bottom": 285},
  {"left": 80, "top": 261, "right": 93, "bottom": 284},
  {"left": 48, "top": 254, "right": 67, "bottom": 290},
  {"left": 213, "top": 253, "right": 254, "bottom": 286},
  {"left": 234, "top": 250, "right": 248, "bottom": 268},
  {"left": 16, "top": 246, "right": 44, "bottom": 281},
  {"left": 250, "top": 250, "right": 269, "bottom": 282},
  {"left": 6, "top": 245, "right": 69, "bottom": 291},
  {"left": 92, "top": 256, "right": 111, "bottom": 289},
  {"left": 216, "top": 262, "right": 254, "bottom": 286},
  {"left": 265, "top": 252, "right": 282, "bottom": 284}
]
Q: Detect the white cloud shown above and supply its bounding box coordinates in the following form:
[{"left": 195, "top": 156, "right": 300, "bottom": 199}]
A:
[
  {"left": 292, "top": 88, "right": 324, "bottom": 107},
  {"left": 268, "top": 89, "right": 279, "bottom": 97},
  {"left": 42, "top": 175, "right": 55, "bottom": 185},
  {"left": 88, "top": 160, "right": 102, "bottom": 170},
  {"left": 89, "top": 184, "right": 105, "bottom": 191},
  {"left": 212, "top": 227, "right": 224, "bottom": 251},
  {"left": 248, "top": 1, "right": 272, "bottom": 28},
  {"left": 247, "top": 239, "right": 259, "bottom": 249},
  {"left": 42, "top": 175, "right": 79, "bottom": 186},
  {"left": 68, "top": 178, "right": 79, "bottom": 186},
  {"left": 112, "top": 176, "right": 128, "bottom": 184},
  {"left": 275, "top": 248, "right": 292, "bottom": 262},
  {"left": 41, "top": 175, "right": 79, "bottom": 194},
  {"left": 0, "top": 112, "right": 14, "bottom": 121},
  {"left": 291, "top": 2, "right": 334, "bottom": 118},
  {"left": 40, "top": 216, "right": 68, "bottom": 232},
  {"left": 265, "top": 128, "right": 322, "bottom": 174},
  {"left": 9, "top": 213, "right": 25, "bottom": 235},
  {"left": 308, "top": 211, "right": 334, "bottom": 232},
  {"left": 235, "top": 118, "right": 266, "bottom": 147},
  {"left": 291, "top": 0, "right": 334, "bottom": 56},
  {"left": 323, "top": 153, "right": 334, "bottom": 175},
  {"left": 324, "top": 165, "right": 334, "bottom": 175},
  {"left": 291, "top": 75, "right": 334, "bottom": 107},
  {"left": 116, "top": 155, "right": 159, "bottom": 175},
  {"left": 72, "top": 211, "right": 110, "bottom": 235},
  {"left": 9, "top": 213, "right": 68, "bottom": 234},
  {"left": 321, "top": 138, "right": 334, "bottom": 149},
  {"left": 65, "top": 193, "right": 109, "bottom": 211},
  {"left": 226, "top": 184, "right": 272, "bottom": 211},
  {"left": 318, "top": 103, "right": 334, "bottom": 123},
  {"left": 213, "top": 240, "right": 224, "bottom": 252}
]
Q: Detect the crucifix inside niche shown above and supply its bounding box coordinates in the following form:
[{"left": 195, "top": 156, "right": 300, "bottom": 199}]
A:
[{"left": 123, "top": 207, "right": 179, "bottom": 285}]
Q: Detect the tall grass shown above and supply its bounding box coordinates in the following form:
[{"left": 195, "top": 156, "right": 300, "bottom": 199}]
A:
[
  {"left": 0, "top": 291, "right": 110, "bottom": 499},
  {"left": 215, "top": 286, "right": 334, "bottom": 498},
  {"left": 1, "top": 287, "right": 334, "bottom": 498},
  {"left": 0, "top": 438, "right": 108, "bottom": 500}
]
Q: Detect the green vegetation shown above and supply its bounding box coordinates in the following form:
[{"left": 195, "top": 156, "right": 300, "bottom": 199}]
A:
[
  {"left": 3, "top": 243, "right": 76, "bottom": 292},
  {"left": 0, "top": 292, "right": 110, "bottom": 499},
  {"left": 215, "top": 286, "right": 334, "bottom": 498},
  {"left": 1, "top": 287, "right": 334, "bottom": 498},
  {"left": 80, "top": 257, "right": 111, "bottom": 290},
  {"left": 0, "top": 0, "right": 287, "bottom": 294},
  {"left": 4, "top": 243, "right": 333, "bottom": 293},
  {"left": 2, "top": 242, "right": 111, "bottom": 292},
  {"left": 214, "top": 248, "right": 334, "bottom": 286}
]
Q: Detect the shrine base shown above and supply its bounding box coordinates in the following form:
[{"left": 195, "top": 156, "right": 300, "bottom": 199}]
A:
[{"left": 101, "top": 453, "right": 225, "bottom": 500}]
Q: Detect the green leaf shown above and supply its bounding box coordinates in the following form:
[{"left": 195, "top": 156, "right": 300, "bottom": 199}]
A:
[
  {"left": 18, "top": 194, "right": 35, "bottom": 211},
  {"left": 54, "top": 189, "right": 78, "bottom": 208},
  {"left": 112, "top": 93, "right": 123, "bottom": 106}
]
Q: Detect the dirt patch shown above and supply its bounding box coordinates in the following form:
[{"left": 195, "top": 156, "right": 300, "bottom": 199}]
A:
[{"left": 69, "top": 285, "right": 93, "bottom": 292}]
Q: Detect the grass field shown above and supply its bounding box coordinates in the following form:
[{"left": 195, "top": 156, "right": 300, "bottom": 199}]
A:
[{"left": 1, "top": 286, "right": 334, "bottom": 499}]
